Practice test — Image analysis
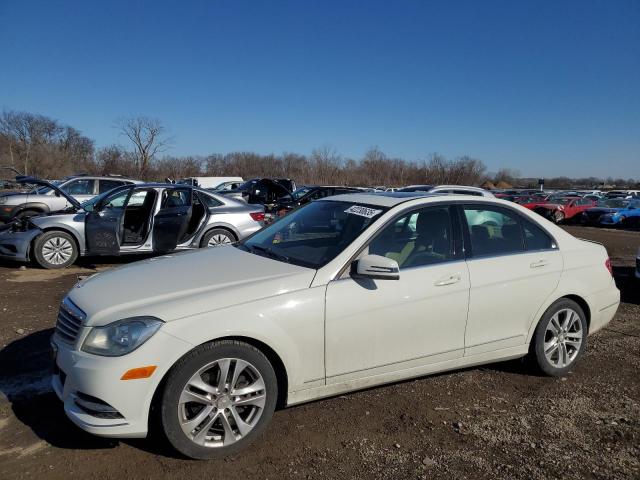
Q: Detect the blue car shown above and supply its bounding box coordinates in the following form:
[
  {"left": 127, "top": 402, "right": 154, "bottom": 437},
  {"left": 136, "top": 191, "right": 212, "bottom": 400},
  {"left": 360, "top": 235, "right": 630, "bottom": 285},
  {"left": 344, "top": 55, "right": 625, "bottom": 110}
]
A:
[
  {"left": 598, "top": 199, "right": 640, "bottom": 227},
  {"left": 581, "top": 198, "right": 640, "bottom": 226}
]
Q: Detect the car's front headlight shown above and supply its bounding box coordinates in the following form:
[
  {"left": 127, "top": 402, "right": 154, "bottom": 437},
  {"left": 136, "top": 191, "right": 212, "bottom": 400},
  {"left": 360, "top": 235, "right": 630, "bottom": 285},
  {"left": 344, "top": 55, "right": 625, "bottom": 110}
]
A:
[{"left": 81, "top": 317, "right": 163, "bottom": 356}]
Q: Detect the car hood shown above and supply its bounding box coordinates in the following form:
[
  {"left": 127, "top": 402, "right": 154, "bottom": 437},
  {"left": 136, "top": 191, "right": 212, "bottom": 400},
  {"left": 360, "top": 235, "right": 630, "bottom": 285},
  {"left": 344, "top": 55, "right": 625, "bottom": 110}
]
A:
[
  {"left": 68, "top": 246, "right": 317, "bottom": 326},
  {"left": 15, "top": 176, "right": 82, "bottom": 209}
]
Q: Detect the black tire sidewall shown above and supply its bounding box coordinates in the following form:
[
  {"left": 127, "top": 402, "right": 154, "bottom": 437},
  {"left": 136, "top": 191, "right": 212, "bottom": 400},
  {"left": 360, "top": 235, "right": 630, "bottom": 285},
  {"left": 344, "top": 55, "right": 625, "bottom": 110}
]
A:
[
  {"left": 33, "top": 231, "right": 78, "bottom": 269},
  {"left": 200, "top": 228, "right": 236, "bottom": 248},
  {"left": 532, "top": 299, "right": 587, "bottom": 376},
  {"left": 160, "top": 340, "right": 278, "bottom": 460}
]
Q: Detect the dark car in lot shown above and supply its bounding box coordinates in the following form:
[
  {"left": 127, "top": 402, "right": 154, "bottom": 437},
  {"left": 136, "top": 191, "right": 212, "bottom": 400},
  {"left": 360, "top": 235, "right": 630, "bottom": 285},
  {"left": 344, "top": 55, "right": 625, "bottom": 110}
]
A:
[
  {"left": 220, "top": 178, "right": 296, "bottom": 209},
  {"left": 274, "top": 185, "right": 362, "bottom": 214}
]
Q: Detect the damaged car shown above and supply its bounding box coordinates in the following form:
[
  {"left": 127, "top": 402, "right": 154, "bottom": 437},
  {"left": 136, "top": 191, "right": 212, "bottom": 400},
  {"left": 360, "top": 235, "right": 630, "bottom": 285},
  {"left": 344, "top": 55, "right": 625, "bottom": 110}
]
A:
[{"left": 0, "top": 177, "right": 265, "bottom": 269}]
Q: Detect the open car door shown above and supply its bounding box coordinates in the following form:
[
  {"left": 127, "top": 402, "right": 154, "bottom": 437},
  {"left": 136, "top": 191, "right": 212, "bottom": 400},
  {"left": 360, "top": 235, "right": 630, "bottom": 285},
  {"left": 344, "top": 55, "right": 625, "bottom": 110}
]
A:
[
  {"left": 152, "top": 188, "right": 193, "bottom": 252},
  {"left": 85, "top": 187, "right": 132, "bottom": 254}
]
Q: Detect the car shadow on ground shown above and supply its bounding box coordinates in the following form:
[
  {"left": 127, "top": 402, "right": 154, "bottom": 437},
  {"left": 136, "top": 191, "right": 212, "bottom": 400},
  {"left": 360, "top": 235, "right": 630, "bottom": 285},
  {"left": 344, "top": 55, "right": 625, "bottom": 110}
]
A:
[{"left": 0, "top": 329, "right": 120, "bottom": 451}]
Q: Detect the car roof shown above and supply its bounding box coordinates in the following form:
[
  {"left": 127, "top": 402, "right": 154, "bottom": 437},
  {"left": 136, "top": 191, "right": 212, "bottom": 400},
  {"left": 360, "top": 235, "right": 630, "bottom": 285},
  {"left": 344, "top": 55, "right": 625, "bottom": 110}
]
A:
[{"left": 322, "top": 191, "right": 507, "bottom": 207}]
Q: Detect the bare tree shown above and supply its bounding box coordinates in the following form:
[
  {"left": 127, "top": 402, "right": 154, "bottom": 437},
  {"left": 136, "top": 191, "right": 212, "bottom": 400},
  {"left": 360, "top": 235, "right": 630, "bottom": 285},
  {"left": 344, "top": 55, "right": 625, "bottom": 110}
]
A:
[{"left": 117, "top": 116, "right": 171, "bottom": 177}]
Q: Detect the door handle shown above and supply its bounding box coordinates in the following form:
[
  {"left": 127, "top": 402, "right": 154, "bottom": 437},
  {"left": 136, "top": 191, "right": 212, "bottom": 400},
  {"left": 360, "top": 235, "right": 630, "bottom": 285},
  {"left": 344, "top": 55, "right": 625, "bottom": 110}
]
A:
[
  {"left": 530, "top": 259, "right": 549, "bottom": 268},
  {"left": 434, "top": 274, "right": 461, "bottom": 286}
]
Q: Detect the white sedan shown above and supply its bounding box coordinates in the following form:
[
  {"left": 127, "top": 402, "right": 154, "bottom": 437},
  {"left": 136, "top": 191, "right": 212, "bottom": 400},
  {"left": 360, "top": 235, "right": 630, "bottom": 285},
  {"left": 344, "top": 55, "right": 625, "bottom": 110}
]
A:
[{"left": 51, "top": 192, "right": 620, "bottom": 459}]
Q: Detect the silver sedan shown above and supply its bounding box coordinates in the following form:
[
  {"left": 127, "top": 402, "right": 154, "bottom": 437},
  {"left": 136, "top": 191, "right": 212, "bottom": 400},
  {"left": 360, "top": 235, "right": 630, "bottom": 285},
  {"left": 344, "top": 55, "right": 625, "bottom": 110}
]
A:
[{"left": 0, "top": 181, "right": 265, "bottom": 269}]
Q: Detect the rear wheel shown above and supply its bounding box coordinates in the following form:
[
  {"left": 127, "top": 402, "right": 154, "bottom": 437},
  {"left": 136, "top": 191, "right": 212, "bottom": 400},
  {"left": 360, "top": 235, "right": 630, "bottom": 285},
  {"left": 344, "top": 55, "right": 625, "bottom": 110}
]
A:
[
  {"left": 200, "top": 228, "right": 236, "bottom": 248},
  {"left": 33, "top": 230, "right": 78, "bottom": 269},
  {"left": 160, "top": 340, "right": 277, "bottom": 459},
  {"left": 553, "top": 211, "right": 565, "bottom": 224},
  {"left": 530, "top": 299, "right": 587, "bottom": 376}
]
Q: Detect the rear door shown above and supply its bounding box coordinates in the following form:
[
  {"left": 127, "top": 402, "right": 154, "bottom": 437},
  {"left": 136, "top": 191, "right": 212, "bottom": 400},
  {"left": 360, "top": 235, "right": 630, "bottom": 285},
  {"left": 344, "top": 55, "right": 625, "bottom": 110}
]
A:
[
  {"left": 152, "top": 188, "right": 193, "bottom": 252},
  {"left": 461, "top": 204, "right": 563, "bottom": 356},
  {"left": 85, "top": 187, "right": 132, "bottom": 254}
]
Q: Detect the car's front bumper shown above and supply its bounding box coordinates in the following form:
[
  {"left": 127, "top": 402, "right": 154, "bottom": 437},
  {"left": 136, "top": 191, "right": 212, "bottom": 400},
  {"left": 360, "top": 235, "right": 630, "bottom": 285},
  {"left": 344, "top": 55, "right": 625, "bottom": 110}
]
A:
[
  {"left": 0, "top": 226, "right": 40, "bottom": 262},
  {"left": 51, "top": 328, "right": 193, "bottom": 438}
]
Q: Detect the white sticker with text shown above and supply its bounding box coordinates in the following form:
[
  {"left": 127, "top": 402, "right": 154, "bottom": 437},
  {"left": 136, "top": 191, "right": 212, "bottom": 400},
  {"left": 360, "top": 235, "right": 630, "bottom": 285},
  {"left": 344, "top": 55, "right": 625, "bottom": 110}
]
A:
[{"left": 344, "top": 205, "right": 383, "bottom": 218}]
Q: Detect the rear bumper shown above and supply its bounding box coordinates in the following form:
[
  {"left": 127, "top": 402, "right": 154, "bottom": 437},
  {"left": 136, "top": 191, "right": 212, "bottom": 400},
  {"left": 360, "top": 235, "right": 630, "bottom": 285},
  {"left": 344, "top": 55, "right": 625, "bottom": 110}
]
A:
[{"left": 586, "top": 283, "right": 620, "bottom": 334}]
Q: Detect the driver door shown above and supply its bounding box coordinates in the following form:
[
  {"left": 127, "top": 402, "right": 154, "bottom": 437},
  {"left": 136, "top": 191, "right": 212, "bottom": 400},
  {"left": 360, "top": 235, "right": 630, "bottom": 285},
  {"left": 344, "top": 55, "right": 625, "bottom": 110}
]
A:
[
  {"left": 152, "top": 188, "right": 193, "bottom": 252},
  {"left": 85, "top": 187, "right": 132, "bottom": 254}
]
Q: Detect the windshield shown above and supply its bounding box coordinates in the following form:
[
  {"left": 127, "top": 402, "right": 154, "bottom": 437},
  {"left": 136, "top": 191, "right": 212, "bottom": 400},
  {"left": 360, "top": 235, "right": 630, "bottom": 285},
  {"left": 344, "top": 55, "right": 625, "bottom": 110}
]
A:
[
  {"left": 239, "top": 200, "right": 388, "bottom": 269},
  {"left": 32, "top": 180, "right": 61, "bottom": 194},
  {"left": 80, "top": 188, "right": 116, "bottom": 211}
]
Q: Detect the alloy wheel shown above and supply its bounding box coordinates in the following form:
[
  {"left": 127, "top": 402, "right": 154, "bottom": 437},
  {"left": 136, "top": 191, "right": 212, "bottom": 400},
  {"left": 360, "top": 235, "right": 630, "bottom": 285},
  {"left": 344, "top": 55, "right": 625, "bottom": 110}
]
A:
[
  {"left": 178, "top": 358, "right": 266, "bottom": 448},
  {"left": 41, "top": 237, "right": 74, "bottom": 265},
  {"left": 543, "top": 308, "right": 583, "bottom": 368},
  {"left": 207, "top": 234, "right": 232, "bottom": 247}
]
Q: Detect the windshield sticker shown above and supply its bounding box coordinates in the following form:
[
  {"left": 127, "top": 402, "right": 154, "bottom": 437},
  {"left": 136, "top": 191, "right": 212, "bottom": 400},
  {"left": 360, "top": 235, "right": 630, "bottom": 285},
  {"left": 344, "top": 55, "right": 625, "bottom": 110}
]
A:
[{"left": 344, "top": 205, "right": 383, "bottom": 218}]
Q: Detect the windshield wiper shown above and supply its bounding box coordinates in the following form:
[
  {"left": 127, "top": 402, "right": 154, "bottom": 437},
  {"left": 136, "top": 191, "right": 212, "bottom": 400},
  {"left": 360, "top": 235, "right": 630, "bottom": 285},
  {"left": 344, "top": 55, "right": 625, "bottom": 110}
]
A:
[{"left": 249, "top": 244, "right": 292, "bottom": 263}]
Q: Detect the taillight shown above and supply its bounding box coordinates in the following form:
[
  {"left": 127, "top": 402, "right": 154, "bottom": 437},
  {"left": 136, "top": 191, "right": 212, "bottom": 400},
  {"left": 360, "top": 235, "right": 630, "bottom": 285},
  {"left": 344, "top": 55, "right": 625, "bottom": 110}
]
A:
[
  {"left": 605, "top": 258, "right": 613, "bottom": 277},
  {"left": 250, "top": 212, "right": 265, "bottom": 222}
]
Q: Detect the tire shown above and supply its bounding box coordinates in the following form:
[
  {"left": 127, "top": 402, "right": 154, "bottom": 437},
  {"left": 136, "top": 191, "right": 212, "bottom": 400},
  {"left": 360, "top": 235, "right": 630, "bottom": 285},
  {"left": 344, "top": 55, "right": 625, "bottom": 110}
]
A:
[
  {"left": 160, "top": 340, "right": 278, "bottom": 459},
  {"left": 529, "top": 299, "right": 588, "bottom": 377},
  {"left": 200, "top": 228, "right": 237, "bottom": 248},
  {"left": 553, "top": 211, "right": 565, "bottom": 224},
  {"left": 33, "top": 230, "right": 78, "bottom": 269}
]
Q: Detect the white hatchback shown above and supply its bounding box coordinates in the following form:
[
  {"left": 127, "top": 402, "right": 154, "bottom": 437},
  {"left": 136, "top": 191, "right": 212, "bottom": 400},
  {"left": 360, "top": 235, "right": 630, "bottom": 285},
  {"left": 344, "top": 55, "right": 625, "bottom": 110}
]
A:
[{"left": 51, "top": 192, "right": 620, "bottom": 459}]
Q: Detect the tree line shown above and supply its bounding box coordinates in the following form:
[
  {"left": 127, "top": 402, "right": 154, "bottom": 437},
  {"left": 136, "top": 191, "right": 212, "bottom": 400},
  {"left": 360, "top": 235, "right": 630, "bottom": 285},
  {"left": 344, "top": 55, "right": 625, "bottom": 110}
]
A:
[{"left": 1, "top": 110, "right": 637, "bottom": 189}]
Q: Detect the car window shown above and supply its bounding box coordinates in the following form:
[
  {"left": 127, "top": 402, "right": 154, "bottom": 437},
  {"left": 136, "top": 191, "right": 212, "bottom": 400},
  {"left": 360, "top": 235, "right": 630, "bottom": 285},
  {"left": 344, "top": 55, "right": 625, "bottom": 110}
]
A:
[
  {"left": 99, "top": 179, "right": 125, "bottom": 194},
  {"left": 127, "top": 190, "right": 153, "bottom": 207},
  {"left": 521, "top": 218, "right": 555, "bottom": 251},
  {"left": 198, "top": 191, "right": 222, "bottom": 207},
  {"left": 161, "top": 189, "right": 191, "bottom": 208},
  {"left": 241, "top": 200, "right": 387, "bottom": 269},
  {"left": 452, "top": 189, "right": 482, "bottom": 196},
  {"left": 61, "top": 179, "right": 95, "bottom": 195},
  {"left": 464, "top": 206, "right": 524, "bottom": 257},
  {"left": 368, "top": 206, "right": 455, "bottom": 269},
  {"left": 101, "top": 188, "right": 131, "bottom": 209}
]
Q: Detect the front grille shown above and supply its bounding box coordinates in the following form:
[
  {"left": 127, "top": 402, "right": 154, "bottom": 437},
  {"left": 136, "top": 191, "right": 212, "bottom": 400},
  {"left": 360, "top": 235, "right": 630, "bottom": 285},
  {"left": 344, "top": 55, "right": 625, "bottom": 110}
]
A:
[{"left": 55, "top": 297, "right": 86, "bottom": 344}]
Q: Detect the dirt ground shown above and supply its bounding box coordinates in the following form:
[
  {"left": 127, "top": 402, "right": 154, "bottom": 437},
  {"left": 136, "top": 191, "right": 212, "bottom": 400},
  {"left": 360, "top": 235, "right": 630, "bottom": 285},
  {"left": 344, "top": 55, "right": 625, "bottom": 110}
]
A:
[{"left": 0, "top": 226, "right": 638, "bottom": 480}]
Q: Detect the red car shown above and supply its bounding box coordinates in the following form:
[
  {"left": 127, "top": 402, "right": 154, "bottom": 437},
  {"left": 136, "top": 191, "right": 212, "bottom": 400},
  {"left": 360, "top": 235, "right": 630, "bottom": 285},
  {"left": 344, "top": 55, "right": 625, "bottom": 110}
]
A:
[{"left": 533, "top": 196, "right": 596, "bottom": 223}]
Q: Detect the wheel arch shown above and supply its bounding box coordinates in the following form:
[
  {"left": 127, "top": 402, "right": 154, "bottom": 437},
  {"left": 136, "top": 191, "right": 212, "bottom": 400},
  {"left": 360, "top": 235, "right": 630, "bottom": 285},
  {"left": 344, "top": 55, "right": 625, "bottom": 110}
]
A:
[
  {"left": 36, "top": 226, "right": 83, "bottom": 255},
  {"left": 148, "top": 334, "right": 290, "bottom": 433},
  {"left": 527, "top": 293, "right": 592, "bottom": 346}
]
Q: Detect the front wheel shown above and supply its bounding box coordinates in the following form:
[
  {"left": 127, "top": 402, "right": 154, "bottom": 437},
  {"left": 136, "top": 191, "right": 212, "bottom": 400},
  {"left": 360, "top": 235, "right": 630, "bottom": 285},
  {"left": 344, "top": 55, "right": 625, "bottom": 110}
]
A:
[
  {"left": 530, "top": 299, "right": 587, "bottom": 376},
  {"left": 160, "top": 340, "right": 278, "bottom": 459},
  {"left": 33, "top": 230, "right": 78, "bottom": 269}
]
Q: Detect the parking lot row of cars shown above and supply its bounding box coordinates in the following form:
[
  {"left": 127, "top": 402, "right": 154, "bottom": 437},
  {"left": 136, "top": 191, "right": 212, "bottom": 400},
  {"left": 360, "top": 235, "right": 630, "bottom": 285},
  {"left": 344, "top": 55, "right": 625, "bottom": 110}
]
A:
[{"left": 0, "top": 175, "right": 638, "bottom": 269}]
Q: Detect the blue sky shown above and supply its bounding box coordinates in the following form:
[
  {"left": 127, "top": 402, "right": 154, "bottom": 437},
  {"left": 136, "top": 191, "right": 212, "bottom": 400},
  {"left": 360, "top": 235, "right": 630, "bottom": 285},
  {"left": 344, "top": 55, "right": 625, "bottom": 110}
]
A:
[{"left": 0, "top": 0, "right": 638, "bottom": 178}]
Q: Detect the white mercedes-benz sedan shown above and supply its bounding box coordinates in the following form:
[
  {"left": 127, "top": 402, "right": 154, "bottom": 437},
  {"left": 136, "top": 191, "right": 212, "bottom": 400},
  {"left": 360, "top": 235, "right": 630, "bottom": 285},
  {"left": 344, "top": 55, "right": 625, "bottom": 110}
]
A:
[{"left": 51, "top": 192, "right": 620, "bottom": 459}]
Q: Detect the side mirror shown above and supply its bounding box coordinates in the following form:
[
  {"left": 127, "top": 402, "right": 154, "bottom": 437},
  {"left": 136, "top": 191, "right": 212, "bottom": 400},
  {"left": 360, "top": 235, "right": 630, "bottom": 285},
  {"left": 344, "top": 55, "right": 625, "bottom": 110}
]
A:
[{"left": 351, "top": 254, "right": 400, "bottom": 280}]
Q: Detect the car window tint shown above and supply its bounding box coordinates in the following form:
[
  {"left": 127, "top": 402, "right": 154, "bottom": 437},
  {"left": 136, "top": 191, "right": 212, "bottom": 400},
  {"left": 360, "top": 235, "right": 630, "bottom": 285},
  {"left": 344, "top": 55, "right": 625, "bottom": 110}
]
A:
[
  {"left": 464, "top": 206, "right": 524, "bottom": 256},
  {"left": 99, "top": 179, "right": 125, "bottom": 194},
  {"left": 61, "top": 179, "right": 95, "bottom": 195},
  {"left": 161, "top": 189, "right": 191, "bottom": 208},
  {"left": 522, "top": 218, "right": 555, "bottom": 251},
  {"left": 198, "top": 192, "right": 222, "bottom": 207},
  {"left": 368, "top": 207, "right": 454, "bottom": 269}
]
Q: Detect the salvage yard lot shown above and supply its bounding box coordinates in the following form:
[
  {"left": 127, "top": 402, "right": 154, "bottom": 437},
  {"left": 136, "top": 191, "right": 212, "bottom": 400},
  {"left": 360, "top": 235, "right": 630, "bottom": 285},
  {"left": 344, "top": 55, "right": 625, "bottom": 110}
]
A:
[{"left": 0, "top": 226, "right": 638, "bottom": 480}]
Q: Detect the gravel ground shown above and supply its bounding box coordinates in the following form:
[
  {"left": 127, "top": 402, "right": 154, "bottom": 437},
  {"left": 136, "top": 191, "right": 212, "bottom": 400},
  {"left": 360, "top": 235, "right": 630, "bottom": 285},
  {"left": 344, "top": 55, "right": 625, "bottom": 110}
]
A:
[{"left": 0, "top": 225, "right": 638, "bottom": 480}]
